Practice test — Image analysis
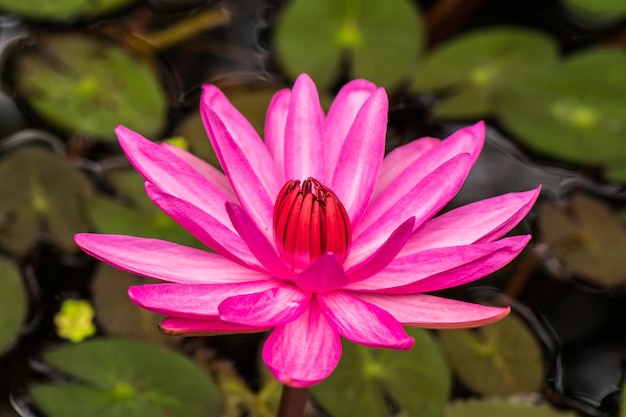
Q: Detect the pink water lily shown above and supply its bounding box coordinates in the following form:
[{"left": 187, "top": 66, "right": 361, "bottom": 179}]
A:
[{"left": 75, "top": 74, "right": 538, "bottom": 387}]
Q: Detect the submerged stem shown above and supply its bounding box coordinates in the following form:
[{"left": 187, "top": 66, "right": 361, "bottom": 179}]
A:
[{"left": 277, "top": 385, "right": 308, "bottom": 417}]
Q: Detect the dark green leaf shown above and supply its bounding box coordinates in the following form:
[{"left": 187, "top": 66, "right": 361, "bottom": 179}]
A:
[
  {"left": 439, "top": 315, "right": 543, "bottom": 395},
  {"left": 445, "top": 398, "right": 577, "bottom": 417},
  {"left": 312, "top": 327, "right": 450, "bottom": 417},
  {"left": 538, "top": 194, "right": 626, "bottom": 286},
  {"left": 0, "top": 257, "right": 26, "bottom": 354},
  {"left": 30, "top": 339, "right": 220, "bottom": 417},
  {"left": 562, "top": 0, "right": 626, "bottom": 19},
  {"left": 0, "top": 146, "right": 91, "bottom": 255}
]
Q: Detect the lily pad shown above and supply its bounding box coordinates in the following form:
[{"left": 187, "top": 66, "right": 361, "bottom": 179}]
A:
[
  {"left": 276, "top": 0, "right": 423, "bottom": 89},
  {"left": 439, "top": 314, "right": 543, "bottom": 395},
  {"left": 538, "top": 194, "right": 626, "bottom": 286},
  {"left": 312, "top": 327, "right": 450, "bottom": 417},
  {"left": 29, "top": 339, "right": 220, "bottom": 417},
  {"left": 495, "top": 48, "right": 626, "bottom": 164},
  {"left": 89, "top": 169, "right": 202, "bottom": 249},
  {"left": 0, "top": 0, "right": 136, "bottom": 20},
  {"left": 445, "top": 398, "right": 577, "bottom": 417},
  {"left": 92, "top": 264, "right": 178, "bottom": 346},
  {"left": 562, "top": 0, "right": 626, "bottom": 19},
  {"left": 14, "top": 34, "right": 166, "bottom": 141},
  {"left": 0, "top": 257, "right": 26, "bottom": 354},
  {"left": 413, "top": 27, "right": 558, "bottom": 118},
  {"left": 0, "top": 146, "right": 91, "bottom": 256}
]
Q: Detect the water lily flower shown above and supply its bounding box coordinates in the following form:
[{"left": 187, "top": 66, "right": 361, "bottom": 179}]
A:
[{"left": 75, "top": 74, "right": 538, "bottom": 387}]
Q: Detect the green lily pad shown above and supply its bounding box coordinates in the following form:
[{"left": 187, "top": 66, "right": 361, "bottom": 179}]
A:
[
  {"left": 92, "top": 264, "right": 179, "bottom": 346},
  {"left": 276, "top": 0, "right": 423, "bottom": 89},
  {"left": 89, "top": 169, "right": 202, "bottom": 249},
  {"left": 495, "top": 48, "right": 626, "bottom": 164},
  {"left": 0, "top": 146, "right": 92, "bottom": 256},
  {"left": 0, "top": 0, "right": 136, "bottom": 20},
  {"left": 538, "top": 194, "right": 626, "bottom": 286},
  {"left": 312, "top": 327, "right": 450, "bottom": 417},
  {"left": 445, "top": 398, "right": 577, "bottom": 417},
  {"left": 29, "top": 339, "right": 220, "bottom": 417},
  {"left": 14, "top": 34, "right": 166, "bottom": 141},
  {"left": 439, "top": 315, "right": 543, "bottom": 395},
  {"left": 413, "top": 27, "right": 558, "bottom": 118},
  {"left": 0, "top": 257, "right": 26, "bottom": 354},
  {"left": 562, "top": 0, "right": 626, "bottom": 19}
]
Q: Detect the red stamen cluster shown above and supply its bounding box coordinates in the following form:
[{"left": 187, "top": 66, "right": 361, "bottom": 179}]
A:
[{"left": 273, "top": 177, "right": 351, "bottom": 272}]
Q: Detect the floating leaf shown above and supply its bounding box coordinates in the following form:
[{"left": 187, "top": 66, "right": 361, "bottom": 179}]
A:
[
  {"left": 495, "top": 48, "right": 626, "bottom": 164},
  {"left": 54, "top": 299, "right": 96, "bottom": 343},
  {"left": 29, "top": 339, "right": 220, "bottom": 417},
  {"left": 312, "top": 327, "right": 450, "bottom": 417},
  {"left": 276, "top": 0, "right": 422, "bottom": 89},
  {"left": 562, "top": 0, "right": 626, "bottom": 19},
  {"left": 0, "top": 0, "right": 136, "bottom": 20},
  {"left": 445, "top": 398, "right": 577, "bottom": 417},
  {"left": 439, "top": 315, "right": 543, "bottom": 395},
  {"left": 92, "top": 264, "right": 178, "bottom": 346},
  {"left": 89, "top": 169, "right": 202, "bottom": 249},
  {"left": 413, "top": 27, "right": 557, "bottom": 118},
  {"left": 0, "top": 146, "right": 91, "bottom": 255},
  {"left": 14, "top": 34, "right": 166, "bottom": 141},
  {"left": 538, "top": 194, "right": 626, "bottom": 286},
  {"left": 0, "top": 257, "right": 26, "bottom": 354}
]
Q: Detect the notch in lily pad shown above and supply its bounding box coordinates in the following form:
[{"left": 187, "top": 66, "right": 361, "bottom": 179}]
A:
[
  {"left": 412, "top": 27, "right": 558, "bottom": 118},
  {"left": 276, "top": 0, "right": 423, "bottom": 89},
  {"left": 13, "top": 34, "right": 166, "bottom": 141},
  {"left": 29, "top": 339, "right": 220, "bottom": 417},
  {"left": 312, "top": 327, "right": 450, "bottom": 417},
  {"left": 439, "top": 314, "right": 544, "bottom": 395},
  {"left": 538, "top": 193, "right": 626, "bottom": 287}
]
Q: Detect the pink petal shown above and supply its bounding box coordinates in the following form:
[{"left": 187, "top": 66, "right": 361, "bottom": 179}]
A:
[
  {"left": 225, "top": 202, "right": 292, "bottom": 278},
  {"left": 160, "top": 316, "right": 270, "bottom": 336},
  {"left": 145, "top": 183, "right": 263, "bottom": 270},
  {"left": 115, "top": 126, "right": 232, "bottom": 226},
  {"left": 128, "top": 280, "right": 280, "bottom": 318},
  {"left": 284, "top": 74, "right": 325, "bottom": 182},
  {"left": 263, "top": 299, "right": 341, "bottom": 387},
  {"left": 359, "top": 121, "right": 485, "bottom": 234},
  {"left": 373, "top": 137, "right": 440, "bottom": 201},
  {"left": 295, "top": 253, "right": 348, "bottom": 293},
  {"left": 201, "top": 87, "right": 281, "bottom": 239},
  {"left": 324, "top": 79, "right": 378, "bottom": 179},
  {"left": 74, "top": 233, "right": 269, "bottom": 284},
  {"left": 330, "top": 88, "right": 387, "bottom": 226},
  {"left": 401, "top": 187, "right": 541, "bottom": 254},
  {"left": 351, "top": 154, "right": 472, "bottom": 260},
  {"left": 357, "top": 293, "right": 510, "bottom": 329},
  {"left": 265, "top": 89, "right": 290, "bottom": 182},
  {"left": 219, "top": 285, "right": 310, "bottom": 326},
  {"left": 345, "top": 235, "right": 530, "bottom": 292},
  {"left": 317, "top": 291, "right": 414, "bottom": 349},
  {"left": 345, "top": 217, "right": 415, "bottom": 282},
  {"left": 160, "top": 142, "right": 236, "bottom": 201}
]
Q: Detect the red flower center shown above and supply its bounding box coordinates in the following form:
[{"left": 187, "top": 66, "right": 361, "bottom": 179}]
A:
[{"left": 273, "top": 177, "right": 351, "bottom": 272}]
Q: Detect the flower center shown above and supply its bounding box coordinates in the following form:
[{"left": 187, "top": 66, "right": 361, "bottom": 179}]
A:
[{"left": 273, "top": 177, "right": 351, "bottom": 272}]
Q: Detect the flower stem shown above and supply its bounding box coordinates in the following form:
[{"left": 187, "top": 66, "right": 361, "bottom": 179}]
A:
[{"left": 277, "top": 385, "right": 308, "bottom": 417}]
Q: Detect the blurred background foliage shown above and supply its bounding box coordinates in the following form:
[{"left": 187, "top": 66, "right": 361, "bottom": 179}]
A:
[{"left": 0, "top": 0, "right": 624, "bottom": 417}]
